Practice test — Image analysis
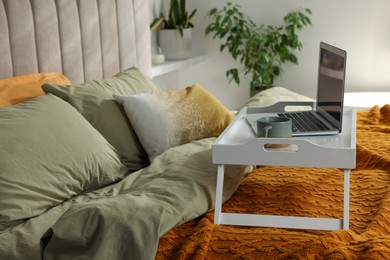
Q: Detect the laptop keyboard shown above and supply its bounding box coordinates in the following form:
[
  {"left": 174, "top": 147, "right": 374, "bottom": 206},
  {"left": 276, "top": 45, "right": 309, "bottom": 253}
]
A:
[{"left": 277, "top": 112, "right": 331, "bottom": 133}]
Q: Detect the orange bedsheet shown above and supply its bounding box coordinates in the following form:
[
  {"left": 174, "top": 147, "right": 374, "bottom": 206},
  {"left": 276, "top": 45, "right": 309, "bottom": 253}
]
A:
[{"left": 157, "top": 105, "right": 390, "bottom": 259}]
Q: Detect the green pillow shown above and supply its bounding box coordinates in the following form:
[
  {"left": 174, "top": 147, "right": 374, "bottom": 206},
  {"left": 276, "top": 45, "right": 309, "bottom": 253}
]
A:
[
  {"left": 0, "top": 94, "right": 128, "bottom": 231},
  {"left": 43, "top": 67, "right": 160, "bottom": 171}
]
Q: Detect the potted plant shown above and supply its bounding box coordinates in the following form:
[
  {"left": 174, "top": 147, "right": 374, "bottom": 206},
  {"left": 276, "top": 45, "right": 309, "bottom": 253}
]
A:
[
  {"left": 205, "top": 2, "right": 311, "bottom": 95},
  {"left": 151, "top": 0, "right": 197, "bottom": 60}
]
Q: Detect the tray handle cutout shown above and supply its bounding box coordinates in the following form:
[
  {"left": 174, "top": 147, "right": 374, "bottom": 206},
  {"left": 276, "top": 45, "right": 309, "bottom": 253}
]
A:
[{"left": 263, "top": 143, "right": 299, "bottom": 152}]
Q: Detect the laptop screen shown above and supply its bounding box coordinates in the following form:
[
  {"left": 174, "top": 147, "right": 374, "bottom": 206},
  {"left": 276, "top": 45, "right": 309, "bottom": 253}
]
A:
[{"left": 316, "top": 42, "right": 347, "bottom": 131}]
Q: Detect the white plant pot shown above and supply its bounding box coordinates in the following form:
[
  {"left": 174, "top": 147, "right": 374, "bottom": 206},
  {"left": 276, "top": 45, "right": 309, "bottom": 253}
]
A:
[{"left": 158, "top": 28, "right": 192, "bottom": 60}]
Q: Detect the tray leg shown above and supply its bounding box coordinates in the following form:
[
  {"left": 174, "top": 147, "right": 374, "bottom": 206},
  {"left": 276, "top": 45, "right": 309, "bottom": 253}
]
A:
[
  {"left": 214, "top": 165, "right": 225, "bottom": 225},
  {"left": 343, "top": 169, "right": 350, "bottom": 229}
]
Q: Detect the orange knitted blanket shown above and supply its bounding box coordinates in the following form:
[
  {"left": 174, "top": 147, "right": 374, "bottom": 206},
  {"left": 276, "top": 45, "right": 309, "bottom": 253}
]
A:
[{"left": 156, "top": 105, "right": 390, "bottom": 259}]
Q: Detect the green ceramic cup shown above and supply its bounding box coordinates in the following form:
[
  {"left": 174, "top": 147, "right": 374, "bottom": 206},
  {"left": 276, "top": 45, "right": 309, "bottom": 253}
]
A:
[{"left": 257, "top": 116, "right": 292, "bottom": 139}]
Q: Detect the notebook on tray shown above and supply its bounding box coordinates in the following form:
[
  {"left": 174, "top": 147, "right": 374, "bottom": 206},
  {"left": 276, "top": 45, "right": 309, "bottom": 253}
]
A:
[{"left": 247, "top": 41, "right": 347, "bottom": 137}]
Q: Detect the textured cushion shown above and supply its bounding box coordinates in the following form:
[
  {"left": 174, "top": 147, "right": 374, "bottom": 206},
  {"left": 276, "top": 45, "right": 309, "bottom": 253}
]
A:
[
  {"left": 0, "top": 72, "right": 71, "bottom": 106},
  {"left": 0, "top": 94, "right": 128, "bottom": 231},
  {"left": 113, "top": 83, "right": 235, "bottom": 160},
  {"left": 43, "top": 67, "right": 160, "bottom": 171}
]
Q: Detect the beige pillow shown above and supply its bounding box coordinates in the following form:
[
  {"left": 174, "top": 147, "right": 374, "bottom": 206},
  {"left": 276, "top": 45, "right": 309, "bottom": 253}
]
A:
[
  {"left": 113, "top": 83, "right": 234, "bottom": 160},
  {"left": 245, "top": 86, "right": 314, "bottom": 110}
]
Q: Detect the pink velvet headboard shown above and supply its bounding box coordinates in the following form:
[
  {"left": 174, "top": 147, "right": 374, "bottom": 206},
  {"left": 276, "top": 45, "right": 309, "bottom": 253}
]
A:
[{"left": 0, "top": 0, "right": 152, "bottom": 83}]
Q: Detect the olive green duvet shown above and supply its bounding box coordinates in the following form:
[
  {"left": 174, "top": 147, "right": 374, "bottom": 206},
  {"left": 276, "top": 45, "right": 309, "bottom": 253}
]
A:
[{"left": 0, "top": 138, "right": 246, "bottom": 260}]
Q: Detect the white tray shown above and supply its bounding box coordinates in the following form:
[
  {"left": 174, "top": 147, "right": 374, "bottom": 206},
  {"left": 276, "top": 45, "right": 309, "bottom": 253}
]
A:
[
  {"left": 212, "top": 102, "right": 357, "bottom": 230},
  {"left": 213, "top": 102, "right": 356, "bottom": 169}
]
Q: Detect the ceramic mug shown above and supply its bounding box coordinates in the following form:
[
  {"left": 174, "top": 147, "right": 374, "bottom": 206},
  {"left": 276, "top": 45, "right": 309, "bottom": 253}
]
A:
[{"left": 257, "top": 116, "right": 292, "bottom": 148}]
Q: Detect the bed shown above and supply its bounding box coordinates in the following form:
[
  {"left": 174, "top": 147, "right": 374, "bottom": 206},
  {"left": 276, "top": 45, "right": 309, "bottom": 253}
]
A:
[{"left": 0, "top": 0, "right": 389, "bottom": 259}]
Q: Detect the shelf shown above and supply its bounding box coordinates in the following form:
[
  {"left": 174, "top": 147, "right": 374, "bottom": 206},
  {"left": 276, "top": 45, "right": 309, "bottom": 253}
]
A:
[{"left": 151, "top": 54, "right": 205, "bottom": 77}]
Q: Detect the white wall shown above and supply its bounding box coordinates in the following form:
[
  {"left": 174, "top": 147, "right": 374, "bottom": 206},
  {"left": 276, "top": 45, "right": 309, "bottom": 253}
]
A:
[{"left": 151, "top": 0, "right": 390, "bottom": 109}]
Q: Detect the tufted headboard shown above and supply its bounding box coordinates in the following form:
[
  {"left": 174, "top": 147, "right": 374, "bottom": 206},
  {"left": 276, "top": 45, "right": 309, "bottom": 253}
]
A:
[{"left": 0, "top": 0, "right": 152, "bottom": 84}]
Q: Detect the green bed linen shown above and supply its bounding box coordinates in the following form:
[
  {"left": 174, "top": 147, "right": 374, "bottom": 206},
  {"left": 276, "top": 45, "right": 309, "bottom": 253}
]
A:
[{"left": 0, "top": 138, "right": 247, "bottom": 260}]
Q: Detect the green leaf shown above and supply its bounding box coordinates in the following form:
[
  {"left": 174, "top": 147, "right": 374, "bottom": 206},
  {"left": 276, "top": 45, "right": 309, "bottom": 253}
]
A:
[
  {"left": 153, "top": 0, "right": 197, "bottom": 37},
  {"left": 150, "top": 17, "right": 165, "bottom": 31},
  {"left": 205, "top": 3, "right": 311, "bottom": 90}
]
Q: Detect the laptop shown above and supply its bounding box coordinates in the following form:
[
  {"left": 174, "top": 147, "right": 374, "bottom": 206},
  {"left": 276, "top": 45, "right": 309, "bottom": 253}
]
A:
[{"left": 247, "top": 42, "right": 347, "bottom": 137}]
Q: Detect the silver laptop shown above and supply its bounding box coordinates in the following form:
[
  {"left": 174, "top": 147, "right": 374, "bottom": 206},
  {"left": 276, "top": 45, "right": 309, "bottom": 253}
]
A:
[{"left": 248, "top": 42, "right": 347, "bottom": 137}]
